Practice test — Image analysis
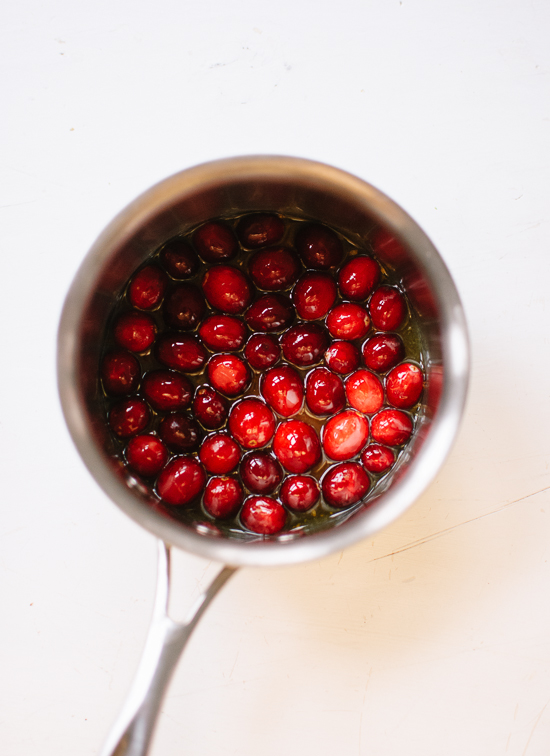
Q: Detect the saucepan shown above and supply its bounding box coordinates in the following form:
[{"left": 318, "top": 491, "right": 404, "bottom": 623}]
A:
[{"left": 57, "top": 155, "right": 469, "bottom": 756}]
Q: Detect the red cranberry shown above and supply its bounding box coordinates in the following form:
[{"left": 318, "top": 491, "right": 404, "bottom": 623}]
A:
[
  {"left": 363, "top": 334, "right": 404, "bottom": 373},
  {"left": 126, "top": 435, "right": 168, "bottom": 477},
  {"left": 245, "top": 293, "right": 294, "bottom": 332},
  {"left": 228, "top": 398, "right": 275, "bottom": 449},
  {"left": 199, "top": 315, "right": 247, "bottom": 352},
  {"left": 163, "top": 283, "right": 206, "bottom": 330},
  {"left": 261, "top": 365, "right": 304, "bottom": 417},
  {"left": 199, "top": 433, "right": 241, "bottom": 474},
  {"left": 244, "top": 333, "right": 280, "bottom": 370},
  {"left": 241, "top": 496, "right": 286, "bottom": 535},
  {"left": 273, "top": 420, "right": 321, "bottom": 474},
  {"left": 156, "top": 333, "right": 207, "bottom": 373},
  {"left": 295, "top": 223, "right": 343, "bottom": 269},
  {"left": 322, "top": 462, "right": 370, "bottom": 508},
  {"left": 109, "top": 397, "right": 150, "bottom": 438},
  {"left": 160, "top": 238, "right": 200, "bottom": 279},
  {"left": 293, "top": 272, "right": 337, "bottom": 320},
  {"left": 281, "top": 323, "right": 329, "bottom": 367},
  {"left": 337, "top": 256, "right": 380, "bottom": 300},
  {"left": 248, "top": 247, "right": 301, "bottom": 291},
  {"left": 324, "top": 341, "right": 361, "bottom": 375},
  {"left": 326, "top": 303, "right": 370, "bottom": 341},
  {"left": 279, "top": 475, "right": 320, "bottom": 512},
  {"left": 361, "top": 444, "right": 395, "bottom": 473},
  {"left": 371, "top": 409, "right": 413, "bottom": 446},
  {"left": 240, "top": 452, "right": 283, "bottom": 494},
  {"left": 236, "top": 213, "right": 285, "bottom": 249},
  {"left": 114, "top": 311, "right": 156, "bottom": 353},
  {"left": 157, "top": 457, "right": 206, "bottom": 506},
  {"left": 345, "top": 369, "right": 384, "bottom": 414},
  {"left": 101, "top": 351, "right": 140, "bottom": 396},
  {"left": 142, "top": 370, "right": 193, "bottom": 412},
  {"left": 128, "top": 265, "right": 168, "bottom": 310},
  {"left": 305, "top": 368, "right": 345, "bottom": 416},
  {"left": 207, "top": 354, "right": 251, "bottom": 397},
  {"left": 193, "top": 386, "right": 229, "bottom": 430},
  {"left": 203, "top": 477, "right": 244, "bottom": 519},
  {"left": 158, "top": 413, "right": 202, "bottom": 453},
  {"left": 193, "top": 221, "right": 238, "bottom": 263},
  {"left": 369, "top": 286, "right": 406, "bottom": 331},
  {"left": 372, "top": 228, "right": 407, "bottom": 265},
  {"left": 386, "top": 363, "right": 424, "bottom": 408},
  {"left": 322, "top": 410, "right": 369, "bottom": 461},
  {"left": 202, "top": 265, "right": 253, "bottom": 314}
]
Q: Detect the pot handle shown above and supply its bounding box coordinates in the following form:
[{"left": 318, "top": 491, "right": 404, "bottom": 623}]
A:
[{"left": 100, "top": 540, "right": 238, "bottom": 756}]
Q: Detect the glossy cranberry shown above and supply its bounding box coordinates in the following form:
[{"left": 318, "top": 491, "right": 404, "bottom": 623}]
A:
[
  {"left": 157, "top": 457, "right": 206, "bottom": 506},
  {"left": 326, "top": 303, "right": 370, "bottom": 341},
  {"left": 163, "top": 283, "right": 206, "bottom": 330},
  {"left": 193, "top": 221, "right": 238, "bottom": 263},
  {"left": 244, "top": 333, "right": 280, "bottom": 370},
  {"left": 109, "top": 397, "right": 150, "bottom": 438},
  {"left": 203, "top": 477, "right": 244, "bottom": 519},
  {"left": 371, "top": 409, "right": 413, "bottom": 446},
  {"left": 305, "top": 368, "right": 345, "bottom": 416},
  {"left": 126, "top": 435, "right": 169, "bottom": 477},
  {"left": 199, "top": 433, "right": 241, "bottom": 474},
  {"left": 228, "top": 398, "right": 275, "bottom": 449},
  {"left": 241, "top": 496, "right": 286, "bottom": 535},
  {"left": 273, "top": 420, "right": 321, "bottom": 474},
  {"left": 240, "top": 452, "right": 283, "bottom": 494},
  {"left": 142, "top": 370, "right": 193, "bottom": 412},
  {"left": 371, "top": 228, "right": 407, "bottom": 265},
  {"left": 261, "top": 365, "right": 303, "bottom": 417},
  {"left": 245, "top": 293, "right": 294, "bottom": 332},
  {"left": 202, "top": 265, "right": 253, "bottom": 314},
  {"left": 337, "top": 256, "right": 380, "bottom": 300},
  {"left": 128, "top": 265, "right": 168, "bottom": 310},
  {"left": 279, "top": 476, "right": 320, "bottom": 512},
  {"left": 101, "top": 351, "right": 140, "bottom": 396},
  {"left": 293, "top": 272, "right": 337, "bottom": 320},
  {"left": 160, "top": 238, "right": 200, "bottom": 279},
  {"left": 322, "top": 462, "right": 370, "bottom": 508},
  {"left": 248, "top": 247, "right": 301, "bottom": 291},
  {"left": 386, "top": 363, "right": 424, "bottom": 408},
  {"left": 156, "top": 333, "right": 207, "bottom": 373},
  {"left": 345, "top": 369, "right": 384, "bottom": 414},
  {"left": 361, "top": 444, "right": 395, "bottom": 473},
  {"left": 199, "top": 315, "right": 247, "bottom": 352},
  {"left": 363, "top": 334, "right": 404, "bottom": 373},
  {"left": 236, "top": 213, "right": 285, "bottom": 249},
  {"left": 193, "top": 386, "right": 230, "bottom": 430},
  {"left": 159, "top": 413, "right": 202, "bottom": 453},
  {"left": 324, "top": 341, "right": 361, "bottom": 375},
  {"left": 295, "top": 223, "right": 343, "bottom": 269},
  {"left": 322, "top": 410, "right": 369, "bottom": 461},
  {"left": 114, "top": 311, "right": 156, "bottom": 353},
  {"left": 207, "top": 354, "right": 251, "bottom": 397},
  {"left": 281, "top": 323, "right": 329, "bottom": 367},
  {"left": 369, "top": 286, "right": 406, "bottom": 331}
]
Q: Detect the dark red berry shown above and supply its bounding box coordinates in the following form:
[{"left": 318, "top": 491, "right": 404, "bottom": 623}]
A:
[
  {"left": 198, "top": 315, "right": 247, "bottom": 352},
  {"left": 372, "top": 228, "right": 407, "bottom": 265},
  {"left": 371, "top": 409, "right": 413, "bottom": 446},
  {"left": 369, "top": 286, "right": 406, "bottom": 331},
  {"left": 248, "top": 247, "right": 301, "bottom": 292},
  {"left": 386, "top": 363, "right": 423, "bottom": 408},
  {"left": 207, "top": 354, "right": 251, "bottom": 397},
  {"left": 199, "top": 433, "right": 241, "bottom": 474},
  {"left": 322, "top": 410, "right": 369, "bottom": 461},
  {"left": 156, "top": 333, "right": 208, "bottom": 373},
  {"left": 157, "top": 457, "right": 206, "bottom": 506},
  {"left": 241, "top": 496, "right": 286, "bottom": 535},
  {"left": 228, "top": 398, "right": 275, "bottom": 450},
  {"left": 345, "top": 369, "right": 384, "bottom": 414},
  {"left": 128, "top": 265, "right": 168, "bottom": 310},
  {"left": 236, "top": 213, "right": 285, "bottom": 249},
  {"left": 240, "top": 452, "right": 283, "bottom": 494},
  {"left": 280, "top": 323, "right": 329, "bottom": 367},
  {"left": 245, "top": 293, "right": 294, "bottom": 332},
  {"left": 261, "top": 365, "right": 303, "bottom": 417},
  {"left": 244, "top": 333, "right": 280, "bottom": 370},
  {"left": 114, "top": 311, "right": 156, "bottom": 353},
  {"left": 193, "top": 386, "right": 230, "bottom": 430},
  {"left": 203, "top": 477, "right": 244, "bottom": 519},
  {"left": 193, "top": 221, "right": 238, "bottom": 263},
  {"left": 295, "top": 223, "right": 343, "bottom": 270},
  {"left": 101, "top": 351, "right": 140, "bottom": 396},
  {"left": 142, "top": 370, "right": 193, "bottom": 412},
  {"left": 293, "top": 272, "right": 337, "bottom": 320},
  {"left": 202, "top": 265, "right": 253, "bottom": 314},
  {"left": 126, "top": 435, "right": 168, "bottom": 477},
  {"left": 361, "top": 444, "right": 395, "bottom": 473},
  {"left": 109, "top": 397, "right": 150, "bottom": 438},
  {"left": 363, "top": 334, "right": 404, "bottom": 373},
  {"left": 324, "top": 341, "right": 361, "bottom": 375},
  {"left": 158, "top": 413, "right": 202, "bottom": 453},
  {"left": 273, "top": 420, "right": 321, "bottom": 474},
  {"left": 160, "top": 238, "right": 200, "bottom": 279},
  {"left": 163, "top": 283, "right": 206, "bottom": 330},
  {"left": 279, "top": 476, "right": 320, "bottom": 512},
  {"left": 322, "top": 462, "right": 370, "bottom": 508},
  {"left": 305, "top": 368, "right": 345, "bottom": 416},
  {"left": 326, "top": 303, "right": 370, "bottom": 341},
  {"left": 337, "top": 256, "right": 380, "bottom": 300}
]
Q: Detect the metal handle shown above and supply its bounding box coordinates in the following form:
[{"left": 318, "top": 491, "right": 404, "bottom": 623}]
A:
[{"left": 100, "top": 541, "right": 238, "bottom": 756}]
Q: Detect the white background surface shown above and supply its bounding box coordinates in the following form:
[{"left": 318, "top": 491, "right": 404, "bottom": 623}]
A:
[{"left": 2, "top": 0, "right": 550, "bottom": 754}]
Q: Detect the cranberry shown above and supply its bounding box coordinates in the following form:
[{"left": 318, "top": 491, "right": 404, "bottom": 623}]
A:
[
  {"left": 324, "top": 341, "right": 361, "bottom": 375},
  {"left": 326, "top": 303, "right": 370, "bottom": 341},
  {"left": 273, "top": 420, "right": 321, "bottom": 474},
  {"left": 279, "top": 476, "right": 320, "bottom": 512},
  {"left": 248, "top": 247, "right": 301, "bottom": 291},
  {"left": 203, "top": 477, "right": 244, "bottom": 519},
  {"left": 293, "top": 272, "right": 337, "bottom": 320},
  {"left": 322, "top": 410, "right": 369, "bottom": 461},
  {"left": 281, "top": 323, "right": 329, "bottom": 367},
  {"left": 193, "top": 221, "right": 238, "bottom": 263},
  {"left": 337, "top": 256, "right": 380, "bottom": 300},
  {"left": 372, "top": 228, "right": 407, "bottom": 265},
  {"left": 295, "top": 223, "right": 343, "bottom": 269},
  {"left": 160, "top": 238, "right": 200, "bottom": 279},
  {"left": 261, "top": 365, "right": 304, "bottom": 417},
  {"left": 361, "top": 444, "right": 395, "bottom": 473},
  {"left": 199, "top": 315, "right": 247, "bottom": 352},
  {"left": 305, "top": 368, "right": 345, "bottom": 416},
  {"left": 101, "top": 351, "right": 140, "bottom": 396},
  {"left": 322, "top": 462, "right": 370, "bottom": 508},
  {"left": 142, "top": 370, "right": 193, "bottom": 412},
  {"left": 193, "top": 386, "right": 229, "bottom": 430},
  {"left": 158, "top": 413, "right": 202, "bottom": 453},
  {"left": 109, "top": 397, "right": 150, "bottom": 438},
  {"left": 244, "top": 333, "right": 280, "bottom": 370},
  {"left": 207, "top": 354, "right": 251, "bottom": 397},
  {"left": 371, "top": 409, "right": 413, "bottom": 446},
  {"left": 128, "top": 265, "right": 168, "bottom": 310},
  {"left": 241, "top": 496, "right": 286, "bottom": 535},
  {"left": 345, "top": 369, "right": 384, "bottom": 414},
  {"left": 157, "top": 457, "right": 206, "bottom": 506},
  {"left": 114, "top": 311, "right": 156, "bottom": 353},
  {"left": 199, "top": 433, "right": 241, "bottom": 474},
  {"left": 126, "top": 435, "right": 169, "bottom": 477},
  {"left": 369, "top": 286, "right": 406, "bottom": 331},
  {"left": 156, "top": 333, "right": 207, "bottom": 373},
  {"left": 386, "top": 363, "right": 424, "bottom": 408},
  {"left": 363, "top": 334, "right": 404, "bottom": 373},
  {"left": 228, "top": 398, "right": 275, "bottom": 449},
  {"left": 245, "top": 293, "right": 294, "bottom": 332},
  {"left": 236, "top": 213, "right": 285, "bottom": 249},
  {"left": 163, "top": 283, "right": 206, "bottom": 330},
  {"left": 240, "top": 452, "right": 283, "bottom": 494},
  {"left": 202, "top": 266, "right": 253, "bottom": 314}
]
